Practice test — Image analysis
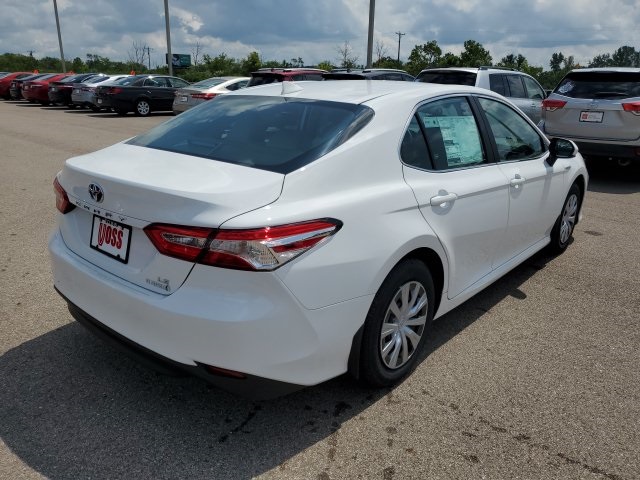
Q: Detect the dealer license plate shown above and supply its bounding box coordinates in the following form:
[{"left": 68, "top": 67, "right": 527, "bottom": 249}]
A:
[
  {"left": 181, "top": 96, "right": 188, "bottom": 102},
  {"left": 97, "top": 98, "right": 103, "bottom": 104},
  {"left": 579, "top": 111, "right": 603, "bottom": 123},
  {"left": 90, "top": 215, "right": 132, "bottom": 263}
]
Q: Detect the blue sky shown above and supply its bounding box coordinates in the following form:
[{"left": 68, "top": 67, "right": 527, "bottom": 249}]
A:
[{"left": 2, "top": 0, "right": 639, "bottom": 69}]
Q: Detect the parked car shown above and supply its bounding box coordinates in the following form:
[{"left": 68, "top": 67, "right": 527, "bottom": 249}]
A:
[
  {"left": 50, "top": 81, "right": 587, "bottom": 398},
  {"left": 323, "top": 68, "right": 415, "bottom": 81},
  {"left": 0, "top": 72, "right": 34, "bottom": 99},
  {"left": 416, "top": 67, "right": 547, "bottom": 123},
  {"left": 540, "top": 67, "right": 640, "bottom": 167},
  {"left": 9, "top": 73, "right": 53, "bottom": 99},
  {"left": 70, "top": 74, "right": 131, "bottom": 110},
  {"left": 246, "top": 67, "right": 326, "bottom": 87},
  {"left": 48, "top": 73, "right": 105, "bottom": 107},
  {"left": 22, "top": 73, "right": 70, "bottom": 105},
  {"left": 173, "top": 76, "right": 249, "bottom": 114},
  {"left": 92, "top": 74, "right": 190, "bottom": 116}
]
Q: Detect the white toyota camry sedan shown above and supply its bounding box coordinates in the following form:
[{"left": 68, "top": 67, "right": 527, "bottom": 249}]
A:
[{"left": 49, "top": 80, "right": 588, "bottom": 398}]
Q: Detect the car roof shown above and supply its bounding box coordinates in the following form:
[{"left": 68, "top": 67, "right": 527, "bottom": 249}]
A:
[
  {"left": 227, "top": 79, "right": 489, "bottom": 105},
  {"left": 567, "top": 67, "right": 640, "bottom": 73}
]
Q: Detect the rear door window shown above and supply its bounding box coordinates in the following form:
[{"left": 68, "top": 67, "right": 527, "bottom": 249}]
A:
[
  {"left": 489, "top": 74, "right": 507, "bottom": 96},
  {"left": 522, "top": 76, "right": 545, "bottom": 99},
  {"left": 505, "top": 75, "right": 526, "bottom": 98},
  {"left": 414, "top": 97, "right": 487, "bottom": 170}
]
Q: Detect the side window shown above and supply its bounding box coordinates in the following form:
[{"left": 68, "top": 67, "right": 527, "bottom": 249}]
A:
[
  {"left": 400, "top": 116, "right": 431, "bottom": 169},
  {"left": 292, "top": 74, "right": 306, "bottom": 81},
  {"left": 305, "top": 74, "right": 324, "bottom": 81},
  {"left": 505, "top": 75, "right": 526, "bottom": 98},
  {"left": 415, "top": 97, "right": 486, "bottom": 170},
  {"left": 522, "top": 76, "right": 545, "bottom": 100},
  {"left": 489, "top": 74, "right": 507, "bottom": 96},
  {"left": 169, "top": 78, "right": 189, "bottom": 88},
  {"left": 477, "top": 97, "right": 545, "bottom": 161}
]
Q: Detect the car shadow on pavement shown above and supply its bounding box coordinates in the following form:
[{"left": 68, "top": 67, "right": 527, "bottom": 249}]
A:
[
  {"left": 586, "top": 160, "right": 640, "bottom": 194},
  {"left": 0, "top": 252, "right": 552, "bottom": 480}
]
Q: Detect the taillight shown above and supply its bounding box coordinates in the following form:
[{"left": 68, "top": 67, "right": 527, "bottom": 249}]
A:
[
  {"left": 144, "top": 219, "right": 341, "bottom": 271},
  {"left": 191, "top": 93, "right": 217, "bottom": 100},
  {"left": 106, "top": 87, "right": 122, "bottom": 95},
  {"left": 542, "top": 99, "right": 567, "bottom": 111},
  {"left": 53, "top": 177, "right": 75, "bottom": 214},
  {"left": 622, "top": 101, "right": 640, "bottom": 115}
]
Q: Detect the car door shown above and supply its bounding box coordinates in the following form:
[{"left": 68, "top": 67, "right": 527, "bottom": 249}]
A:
[
  {"left": 522, "top": 76, "right": 546, "bottom": 124},
  {"left": 144, "top": 77, "right": 173, "bottom": 110},
  {"left": 401, "top": 96, "right": 510, "bottom": 299},
  {"left": 474, "top": 96, "right": 567, "bottom": 268}
]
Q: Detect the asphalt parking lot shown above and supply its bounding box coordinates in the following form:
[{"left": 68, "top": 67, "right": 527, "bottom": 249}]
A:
[{"left": 1, "top": 100, "right": 639, "bottom": 480}]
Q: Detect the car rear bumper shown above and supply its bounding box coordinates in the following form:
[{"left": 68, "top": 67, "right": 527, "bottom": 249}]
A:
[
  {"left": 572, "top": 141, "right": 640, "bottom": 163},
  {"left": 49, "top": 230, "right": 370, "bottom": 395}
]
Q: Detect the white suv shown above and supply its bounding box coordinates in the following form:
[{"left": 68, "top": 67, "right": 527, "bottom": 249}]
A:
[{"left": 416, "top": 67, "right": 547, "bottom": 123}]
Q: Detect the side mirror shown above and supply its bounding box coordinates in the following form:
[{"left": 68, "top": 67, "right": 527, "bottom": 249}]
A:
[{"left": 547, "top": 138, "right": 577, "bottom": 166}]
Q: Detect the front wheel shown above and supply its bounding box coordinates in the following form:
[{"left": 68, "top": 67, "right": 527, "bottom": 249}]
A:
[
  {"left": 359, "top": 259, "right": 435, "bottom": 387},
  {"left": 548, "top": 183, "right": 581, "bottom": 254},
  {"left": 134, "top": 99, "right": 151, "bottom": 116}
]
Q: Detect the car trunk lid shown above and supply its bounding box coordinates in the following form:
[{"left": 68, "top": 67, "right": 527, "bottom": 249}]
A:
[{"left": 56, "top": 143, "right": 284, "bottom": 295}]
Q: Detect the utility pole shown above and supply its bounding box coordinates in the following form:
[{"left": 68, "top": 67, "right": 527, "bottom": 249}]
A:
[
  {"left": 395, "top": 31, "right": 405, "bottom": 63},
  {"left": 52, "top": 0, "right": 66, "bottom": 72},
  {"left": 164, "top": 0, "right": 173, "bottom": 76},
  {"left": 366, "top": 0, "right": 375, "bottom": 68},
  {"left": 147, "top": 46, "right": 152, "bottom": 70}
]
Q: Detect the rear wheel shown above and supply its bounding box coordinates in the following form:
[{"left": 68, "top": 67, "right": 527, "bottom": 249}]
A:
[
  {"left": 549, "top": 183, "right": 581, "bottom": 254},
  {"left": 359, "top": 259, "right": 435, "bottom": 387},
  {"left": 134, "top": 99, "right": 151, "bottom": 116}
]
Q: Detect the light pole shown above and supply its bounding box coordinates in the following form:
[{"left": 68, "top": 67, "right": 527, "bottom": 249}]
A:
[
  {"left": 52, "top": 0, "right": 66, "bottom": 72},
  {"left": 164, "top": 0, "right": 173, "bottom": 76},
  {"left": 366, "top": 0, "right": 375, "bottom": 68}
]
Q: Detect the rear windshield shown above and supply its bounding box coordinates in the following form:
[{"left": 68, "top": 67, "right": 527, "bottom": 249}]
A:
[
  {"left": 190, "top": 78, "right": 227, "bottom": 89},
  {"left": 416, "top": 71, "right": 477, "bottom": 86},
  {"left": 127, "top": 95, "right": 374, "bottom": 174},
  {"left": 555, "top": 71, "right": 640, "bottom": 99},
  {"left": 247, "top": 74, "right": 282, "bottom": 87}
]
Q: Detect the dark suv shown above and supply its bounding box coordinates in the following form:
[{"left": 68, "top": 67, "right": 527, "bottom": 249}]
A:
[
  {"left": 540, "top": 68, "right": 640, "bottom": 167},
  {"left": 323, "top": 68, "right": 415, "bottom": 81},
  {"left": 416, "top": 67, "right": 547, "bottom": 123},
  {"left": 246, "top": 68, "right": 326, "bottom": 87}
]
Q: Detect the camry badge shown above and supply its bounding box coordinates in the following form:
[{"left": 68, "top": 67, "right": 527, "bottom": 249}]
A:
[{"left": 88, "top": 183, "right": 104, "bottom": 203}]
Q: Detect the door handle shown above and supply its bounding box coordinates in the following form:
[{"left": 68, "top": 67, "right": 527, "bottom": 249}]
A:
[
  {"left": 510, "top": 175, "right": 526, "bottom": 188},
  {"left": 430, "top": 193, "right": 458, "bottom": 206}
]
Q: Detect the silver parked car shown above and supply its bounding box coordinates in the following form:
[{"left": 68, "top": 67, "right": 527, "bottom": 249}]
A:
[
  {"left": 173, "top": 76, "right": 249, "bottom": 114},
  {"left": 416, "top": 67, "right": 547, "bottom": 123},
  {"left": 540, "top": 67, "right": 640, "bottom": 167},
  {"left": 70, "top": 75, "right": 131, "bottom": 111}
]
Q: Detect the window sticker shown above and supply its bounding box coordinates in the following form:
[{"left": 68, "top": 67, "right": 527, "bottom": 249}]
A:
[
  {"left": 423, "top": 116, "right": 483, "bottom": 166},
  {"left": 557, "top": 80, "right": 575, "bottom": 94}
]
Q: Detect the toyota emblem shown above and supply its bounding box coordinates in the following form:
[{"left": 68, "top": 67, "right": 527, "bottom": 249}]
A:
[{"left": 88, "top": 183, "right": 104, "bottom": 203}]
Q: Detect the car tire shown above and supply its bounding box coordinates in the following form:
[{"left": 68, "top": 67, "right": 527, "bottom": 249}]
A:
[
  {"left": 134, "top": 99, "right": 151, "bottom": 116},
  {"left": 90, "top": 105, "right": 101, "bottom": 112},
  {"left": 359, "top": 259, "right": 435, "bottom": 387},
  {"left": 548, "top": 183, "right": 581, "bottom": 254},
  {"left": 114, "top": 108, "right": 128, "bottom": 116}
]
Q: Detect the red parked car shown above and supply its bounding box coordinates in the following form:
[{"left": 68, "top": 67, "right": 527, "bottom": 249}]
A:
[
  {"left": 22, "top": 73, "right": 70, "bottom": 105},
  {"left": 0, "top": 72, "right": 33, "bottom": 99}
]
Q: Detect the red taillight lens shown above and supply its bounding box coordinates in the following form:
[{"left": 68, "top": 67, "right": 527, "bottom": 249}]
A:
[
  {"left": 106, "top": 87, "right": 122, "bottom": 95},
  {"left": 144, "top": 224, "right": 214, "bottom": 262},
  {"left": 542, "top": 99, "right": 567, "bottom": 111},
  {"left": 144, "top": 219, "right": 341, "bottom": 270},
  {"left": 53, "top": 177, "right": 75, "bottom": 214},
  {"left": 622, "top": 101, "right": 640, "bottom": 115},
  {"left": 191, "top": 93, "right": 217, "bottom": 100}
]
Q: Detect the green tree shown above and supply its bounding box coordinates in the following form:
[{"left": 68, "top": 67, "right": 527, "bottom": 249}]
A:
[
  {"left": 611, "top": 46, "right": 640, "bottom": 67},
  {"left": 549, "top": 52, "right": 565, "bottom": 72},
  {"left": 589, "top": 53, "right": 613, "bottom": 68},
  {"left": 71, "top": 57, "right": 84, "bottom": 72},
  {"left": 241, "top": 51, "right": 262, "bottom": 75},
  {"left": 202, "top": 53, "right": 239, "bottom": 76},
  {"left": 405, "top": 41, "right": 441, "bottom": 75},
  {"left": 372, "top": 56, "right": 403, "bottom": 69},
  {"left": 459, "top": 40, "right": 492, "bottom": 67},
  {"left": 440, "top": 52, "right": 461, "bottom": 67},
  {"left": 317, "top": 60, "right": 334, "bottom": 71}
]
